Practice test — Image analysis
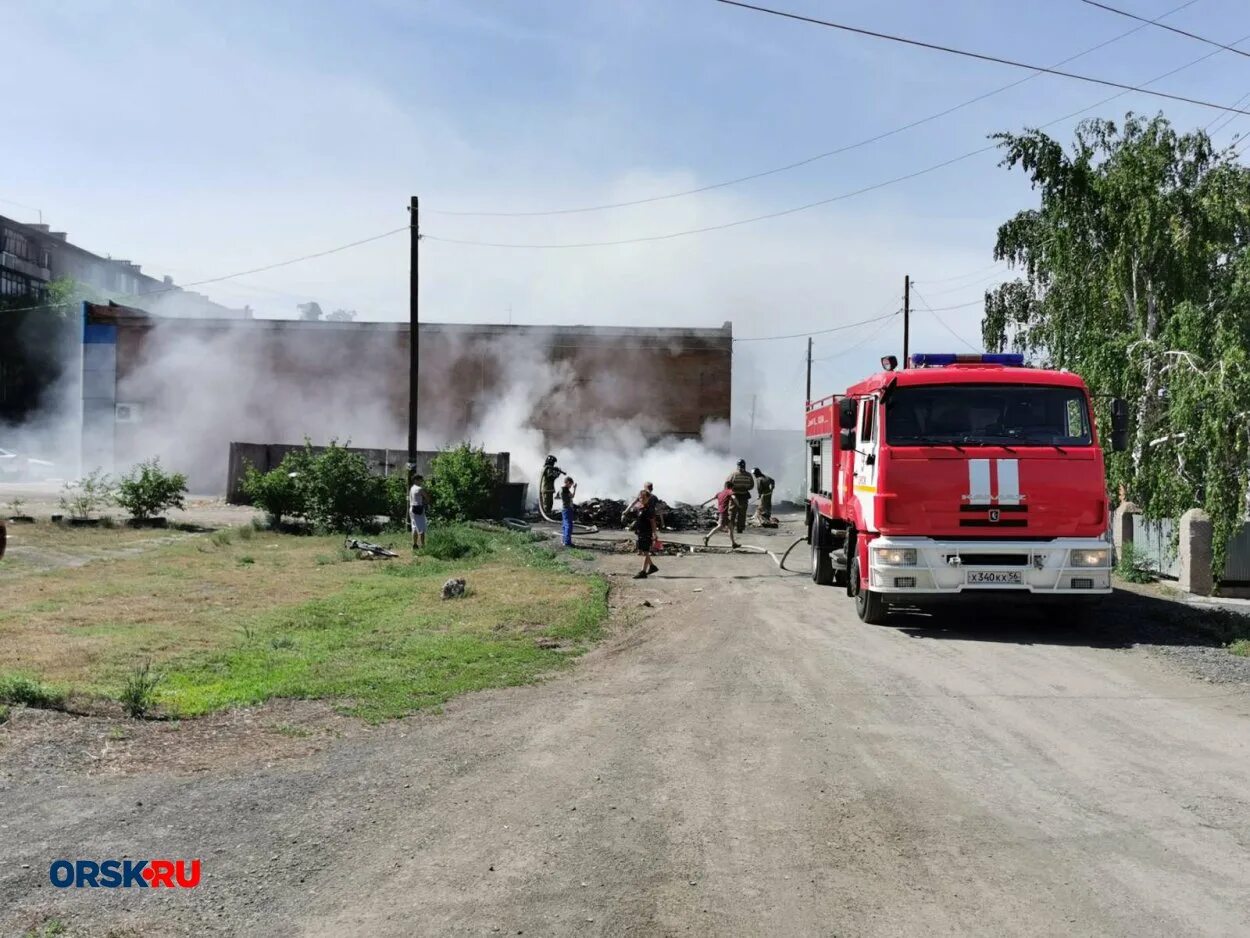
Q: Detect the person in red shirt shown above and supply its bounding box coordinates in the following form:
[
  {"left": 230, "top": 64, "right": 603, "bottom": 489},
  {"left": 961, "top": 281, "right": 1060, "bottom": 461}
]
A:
[{"left": 702, "top": 483, "right": 740, "bottom": 549}]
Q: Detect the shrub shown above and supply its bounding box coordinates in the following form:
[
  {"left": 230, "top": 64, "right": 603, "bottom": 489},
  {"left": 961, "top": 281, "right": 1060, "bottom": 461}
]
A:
[
  {"left": 241, "top": 454, "right": 308, "bottom": 526},
  {"left": 59, "top": 468, "right": 114, "bottom": 520},
  {"left": 0, "top": 675, "right": 66, "bottom": 710},
  {"left": 383, "top": 472, "right": 410, "bottom": 530},
  {"left": 115, "top": 457, "right": 188, "bottom": 521},
  {"left": 427, "top": 443, "right": 499, "bottom": 522},
  {"left": 120, "top": 660, "right": 161, "bottom": 719},
  {"left": 1115, "top": 542, "right": 1156, "bottom": 583},
  {"left": 298, "top": 440, "right": 385, "bottom": 533}
]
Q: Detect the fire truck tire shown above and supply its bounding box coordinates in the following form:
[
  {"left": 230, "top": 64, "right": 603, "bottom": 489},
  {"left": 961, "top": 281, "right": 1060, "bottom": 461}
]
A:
[
  {"left": 810, "top": 538, "right": 834, "bottom": 586},
  {"left": 850, "top": 555, "right": 887, "bottom": 624}
]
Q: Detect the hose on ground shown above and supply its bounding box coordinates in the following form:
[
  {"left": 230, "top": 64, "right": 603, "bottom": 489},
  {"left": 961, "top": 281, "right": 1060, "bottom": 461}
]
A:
[{"left": 778, "top": 536, "right": 806, "bottom": 572}]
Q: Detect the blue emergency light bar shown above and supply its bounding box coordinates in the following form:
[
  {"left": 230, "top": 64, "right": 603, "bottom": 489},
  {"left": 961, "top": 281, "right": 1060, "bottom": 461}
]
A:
[{"left": 908, "top": 353, "right": 1025, "bottom": 367}]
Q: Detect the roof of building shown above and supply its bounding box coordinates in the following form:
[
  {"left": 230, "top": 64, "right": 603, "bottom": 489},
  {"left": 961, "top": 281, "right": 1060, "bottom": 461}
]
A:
[{"left": 85, "top": 303, "right": 733, "bottom": 343}]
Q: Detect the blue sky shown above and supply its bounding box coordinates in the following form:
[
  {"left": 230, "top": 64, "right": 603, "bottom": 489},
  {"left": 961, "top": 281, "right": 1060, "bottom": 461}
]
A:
[{"left": 6, "top": 0, "right": 1249, "bottom": 427}]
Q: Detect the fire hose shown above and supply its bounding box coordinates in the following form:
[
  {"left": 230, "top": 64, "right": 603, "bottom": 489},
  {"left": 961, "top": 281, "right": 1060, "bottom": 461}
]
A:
[
  {"left": 777, "top": 536, "right": 806, "bottom": 572},
  {"left": 537, "top": 472, "right": 599, "bottom": 534}
]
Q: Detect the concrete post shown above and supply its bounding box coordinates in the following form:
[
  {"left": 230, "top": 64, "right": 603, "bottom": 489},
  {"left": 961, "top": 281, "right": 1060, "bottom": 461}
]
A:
[
  {"left": 1112, "top": 502, "right": 1138, "bottom": 556},
  {"left": 1178, "top": 508, "right": 1215, "bottom": 596}
]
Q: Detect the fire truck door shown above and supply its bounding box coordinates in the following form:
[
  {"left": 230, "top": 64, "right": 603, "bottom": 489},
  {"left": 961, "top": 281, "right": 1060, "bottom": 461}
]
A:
[{"left": 853, "top": 396, "right": 879, "bottom": 528}]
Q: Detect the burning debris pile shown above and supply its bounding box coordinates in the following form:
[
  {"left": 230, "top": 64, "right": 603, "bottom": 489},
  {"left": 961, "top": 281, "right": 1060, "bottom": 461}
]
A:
[{"left": 573, "top": 498, "right": 716, "bottom": 531}]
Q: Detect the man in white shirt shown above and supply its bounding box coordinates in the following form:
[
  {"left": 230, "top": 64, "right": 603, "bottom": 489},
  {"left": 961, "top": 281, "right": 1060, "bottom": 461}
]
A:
[{"left": 409, "top": 474, "right": 429, "bottom": 550}]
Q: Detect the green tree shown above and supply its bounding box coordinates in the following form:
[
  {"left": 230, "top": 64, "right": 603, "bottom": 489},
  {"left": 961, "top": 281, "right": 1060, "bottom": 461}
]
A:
[
  {"left": 427, "top": 443, "right": 500, "bottom": 522},
  {"left": 984, "top": 114, "right": 1250, "bottom": 570}
]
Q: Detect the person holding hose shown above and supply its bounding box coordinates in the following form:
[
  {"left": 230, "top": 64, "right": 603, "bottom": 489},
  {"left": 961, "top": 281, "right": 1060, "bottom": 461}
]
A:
[
  {"left": 559, "top": 476, "right": 577, "bottom": 546},
  {"left": 752, "top": 467, "right": 775, "bottom": 523},
  {"left": 725, "top": 458, "right": 754, "bottom": 535},
  {"left": 539, "top": 454, "right": 564, "bottom": 519}
]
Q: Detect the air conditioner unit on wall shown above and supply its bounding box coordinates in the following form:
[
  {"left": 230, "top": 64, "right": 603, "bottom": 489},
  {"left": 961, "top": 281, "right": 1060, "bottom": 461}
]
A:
[{"left": 115, "top": 403, "right": 142, "bottom": 423}]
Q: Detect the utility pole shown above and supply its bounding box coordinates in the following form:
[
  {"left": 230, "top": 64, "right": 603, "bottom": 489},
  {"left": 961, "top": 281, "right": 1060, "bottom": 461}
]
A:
[
  {"left": 408, "top": 196, "right": 420, "bottom": 486},
  {"left": 805, "top": 336, "right": 813, "bottom": 405},
  {"left": 902, "top": 274, "right": 911, "bottom": 366}
]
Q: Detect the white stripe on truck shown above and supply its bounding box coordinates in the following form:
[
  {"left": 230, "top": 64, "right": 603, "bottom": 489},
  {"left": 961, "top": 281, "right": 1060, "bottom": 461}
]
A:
[
  {"left": 968, "top": 459, "right": 991, "bottom": 504},
  {"left": 996, "top": 459, "right": 1020, "bottom": 505}
]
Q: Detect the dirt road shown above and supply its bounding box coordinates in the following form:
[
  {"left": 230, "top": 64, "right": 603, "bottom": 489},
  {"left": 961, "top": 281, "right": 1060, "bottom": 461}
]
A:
[{"left": 3, "top": 521, "right": 1249, "bottom": 936}]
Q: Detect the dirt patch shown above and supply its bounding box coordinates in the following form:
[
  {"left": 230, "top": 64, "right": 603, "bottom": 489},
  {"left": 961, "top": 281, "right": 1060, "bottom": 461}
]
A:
[{"left": 0, "top": 698, "right": 349, "bottom": 779}]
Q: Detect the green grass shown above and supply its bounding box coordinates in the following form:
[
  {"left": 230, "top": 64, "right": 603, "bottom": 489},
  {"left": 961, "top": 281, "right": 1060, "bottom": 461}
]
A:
[
  {"left": 0, "top": 524, "right": 608, "bottom": 722},
  {"left": 1230, "top": 639, "right": 1250, "bottom": 658}
]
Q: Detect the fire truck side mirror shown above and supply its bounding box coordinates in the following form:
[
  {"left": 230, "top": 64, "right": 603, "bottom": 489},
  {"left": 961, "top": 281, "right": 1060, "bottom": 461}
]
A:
[
  {"left": 839, "top": 428, "right": 856, "bottom": 451},
  {"left": 1109, "top": 397, "right": 1130, "bottom": 452},
  {"left": 838, "top": 398, "right": 857, "bottom": 430}
]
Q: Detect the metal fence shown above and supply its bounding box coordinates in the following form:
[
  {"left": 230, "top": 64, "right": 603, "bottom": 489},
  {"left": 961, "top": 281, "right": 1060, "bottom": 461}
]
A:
[
  {"left": 1224, "top": 521, "right": 1250, "bottom": 585},
  {"left": 1133, "top": 518, "right": 1181, "bottom": 579}
]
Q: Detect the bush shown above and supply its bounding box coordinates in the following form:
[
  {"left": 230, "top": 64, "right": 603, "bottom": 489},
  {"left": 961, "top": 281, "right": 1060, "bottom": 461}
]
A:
[
  {"left": 298, "top": 440, "right": 385, "bottom": 533},
  {"left": 59, "top": 468, "right": 114, "bottom": 520},
  {"left": 383, "top": 472, "right": 409, "bottom": 530},
  {"left": 120, "top": 660, "right": 161, "bottom": 719},
  {"left": 1115, "top": 542, "right": 1156, "bottom": 583},
  {"left": 115, "top": 457, "right": 188, "bottom": 521},
  {"left": 0, "top": 675, "right": 66, "bottom": 710},
  {"left": 427, "top": 443, "right": 499, "bottom": 522},
  {"left": 241, "top": 453, "right": 308, "bottom": 526}
]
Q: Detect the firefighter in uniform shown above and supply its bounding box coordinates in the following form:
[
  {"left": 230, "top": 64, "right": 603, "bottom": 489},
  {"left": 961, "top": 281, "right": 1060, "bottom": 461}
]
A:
[
  {"left": 752, "top": 467, "right": 775, "bottom": 524},
  {"left": 539, "top": 455, "right": 564, "bottom": 519},
  {"left": 725, "top": 459, "right": 755, "bottom": 535}
]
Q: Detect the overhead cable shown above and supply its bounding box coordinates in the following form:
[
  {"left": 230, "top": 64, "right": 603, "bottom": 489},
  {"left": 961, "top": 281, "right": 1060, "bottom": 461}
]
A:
[
  {"left": 426, "top": 27, "right": 1246, "bottom": 250},
  {"left": 715, "top": 0, "right": 1250, "bottom": 117},
  {"left": 734, "top": 309, "right": 901, "bottom": 343},
  {"left": 428, "top": 0, "right": 1198, "bottom": 218},
  {"left": 1079, "top": 0, "right": 1250, "bottom": 59},
  {"left": 911, "top": 286, "right": 981, "bottom": 351}
]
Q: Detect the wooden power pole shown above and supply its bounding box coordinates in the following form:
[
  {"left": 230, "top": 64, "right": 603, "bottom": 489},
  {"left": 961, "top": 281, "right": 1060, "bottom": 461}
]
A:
[
  {"left": 805, "top": 336, "right": 813, "bottom": 405},
  {"left": 902, "top": 274, "right": 911, "bottom": 366},
  {"left": 408, "top": 196, "right": 420, "bottom": 484}
]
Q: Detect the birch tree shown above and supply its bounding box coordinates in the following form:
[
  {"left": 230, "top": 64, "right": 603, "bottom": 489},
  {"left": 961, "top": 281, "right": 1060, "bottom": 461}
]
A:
[{"left": 983, "top": 114, "right": 1250, "bottom": 569}]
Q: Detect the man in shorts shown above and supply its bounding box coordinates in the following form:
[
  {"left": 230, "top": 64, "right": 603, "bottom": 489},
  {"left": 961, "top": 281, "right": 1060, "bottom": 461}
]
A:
[
  {"left": 409, "top": 474, "right": 429, "bottom": 550},
  {"left": 703, "top": 482, "right": 739, "bottom": 549}
]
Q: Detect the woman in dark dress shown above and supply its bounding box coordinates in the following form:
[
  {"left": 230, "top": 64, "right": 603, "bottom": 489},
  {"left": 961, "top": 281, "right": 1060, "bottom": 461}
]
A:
[{"left": 633, "top": 489, "right": 659, "bottom": 579}]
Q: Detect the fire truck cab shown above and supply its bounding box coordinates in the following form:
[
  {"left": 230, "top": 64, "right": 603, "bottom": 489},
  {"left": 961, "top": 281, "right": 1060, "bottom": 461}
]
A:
[{"left": 805, "top": 353, "right": 1128, "bottom": 623}]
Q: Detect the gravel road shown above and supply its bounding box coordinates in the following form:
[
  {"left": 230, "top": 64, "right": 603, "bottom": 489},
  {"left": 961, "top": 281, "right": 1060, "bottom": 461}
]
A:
[{"left": 3, "top": 522, "right": 1248, "bottom": 937}]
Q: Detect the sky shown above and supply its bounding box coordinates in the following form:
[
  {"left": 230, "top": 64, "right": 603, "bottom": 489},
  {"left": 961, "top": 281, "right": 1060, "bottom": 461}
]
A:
[{"left": 5, "top": 0, "right": 1250, "bottom": 430}]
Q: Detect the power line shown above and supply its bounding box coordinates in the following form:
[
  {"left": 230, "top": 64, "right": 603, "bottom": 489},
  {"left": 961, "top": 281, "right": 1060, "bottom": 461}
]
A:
[
  {"left": 915, "top": 297, "right": 987, "bottom": 312},
  {"left": 913, "top": 270, "right": 1010, "bottom": 297},
  {"left": 428, "top": 0, "right": 1198, "bottom": 218},
  {"left": 912, "top": 261, "right": 1007, "bottom": 285},
  {"left": 425, "top": 23, "right": 1248, "bottom": 250},
  {"left": 716, "top": 0, "right": 1250, "bottom": 118},
  {"left": 734, "top": 309, "right": 900, "bottom": 343},
  {"left": 812, "top": 312, "right": 902, "bottom": 363},
  {"left": 1079, "top": 0, "right": 1250, "bottom": 59},
  {"left": 911, "top": 286, "right": 981, "bottom": 351},
  {"left": 0, "top": 227, "right": 407, "bottom": 315}
]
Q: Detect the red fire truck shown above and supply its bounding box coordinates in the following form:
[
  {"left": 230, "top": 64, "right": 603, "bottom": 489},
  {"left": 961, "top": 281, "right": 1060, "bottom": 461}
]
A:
[{"left": 805, "top": 352, "right": 1128, "bottom": 623}]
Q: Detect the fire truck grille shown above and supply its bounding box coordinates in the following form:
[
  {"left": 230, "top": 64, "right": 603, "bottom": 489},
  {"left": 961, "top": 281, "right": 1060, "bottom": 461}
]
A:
[{"left": 959, "top": 519, "right": 1028, "bottom": 528}]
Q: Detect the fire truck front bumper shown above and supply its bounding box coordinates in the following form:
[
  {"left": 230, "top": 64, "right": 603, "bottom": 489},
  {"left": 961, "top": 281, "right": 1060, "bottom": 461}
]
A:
[{"left": 866, "top": 536, "right": 1113, "bottom": 597}]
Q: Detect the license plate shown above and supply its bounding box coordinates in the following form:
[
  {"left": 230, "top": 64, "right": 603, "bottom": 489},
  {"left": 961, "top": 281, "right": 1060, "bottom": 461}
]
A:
[{"left": 965, "top": 570, "right": 1023, "bottom": 585}]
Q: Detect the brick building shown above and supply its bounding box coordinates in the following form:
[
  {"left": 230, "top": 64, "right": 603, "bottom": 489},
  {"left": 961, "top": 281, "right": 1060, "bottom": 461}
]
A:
[{"left": 81, "top": 303, "right": 732, "bottom": 491}]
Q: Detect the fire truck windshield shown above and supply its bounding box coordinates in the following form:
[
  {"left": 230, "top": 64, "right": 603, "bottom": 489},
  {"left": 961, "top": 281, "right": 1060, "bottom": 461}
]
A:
[{"left": 885, "top": 384, "right": 1092, "bottom": 447}]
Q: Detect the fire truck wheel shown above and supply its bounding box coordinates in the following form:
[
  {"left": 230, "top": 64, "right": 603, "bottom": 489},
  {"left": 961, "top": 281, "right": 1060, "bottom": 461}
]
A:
[
  {"left": 810, "top": 538, "right": 834, "bottom": 585},
  {"left": 850, "top": 555, "right": 887, "bottom": 624}
]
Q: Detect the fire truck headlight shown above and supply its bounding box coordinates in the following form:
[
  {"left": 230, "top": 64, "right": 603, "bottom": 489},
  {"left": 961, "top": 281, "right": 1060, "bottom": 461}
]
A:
[
  {"left": 1069, "top": 548, "right": 1110, "bottom": 568},
  {"left": 874, "top": 547, "right": 917, "bottom": 566}
]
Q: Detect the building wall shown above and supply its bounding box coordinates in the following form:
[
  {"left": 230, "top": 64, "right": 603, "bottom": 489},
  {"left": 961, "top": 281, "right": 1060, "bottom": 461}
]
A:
[{"left": 83, "top": 305, "right": 732, "bottom": 492}]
